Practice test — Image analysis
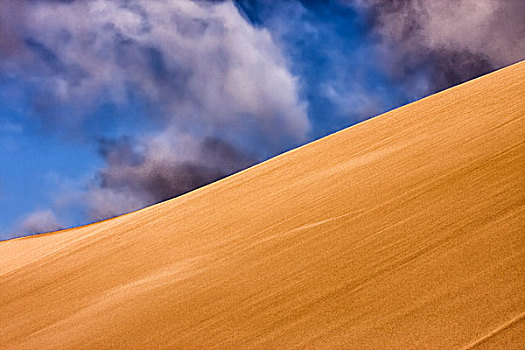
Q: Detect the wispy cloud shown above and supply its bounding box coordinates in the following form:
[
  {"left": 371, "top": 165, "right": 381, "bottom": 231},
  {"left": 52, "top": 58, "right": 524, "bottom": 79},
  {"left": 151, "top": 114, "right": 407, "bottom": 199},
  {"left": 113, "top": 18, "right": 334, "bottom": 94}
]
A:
[{"left": 16, "top": 209, "right": 62, "bottom": 237}]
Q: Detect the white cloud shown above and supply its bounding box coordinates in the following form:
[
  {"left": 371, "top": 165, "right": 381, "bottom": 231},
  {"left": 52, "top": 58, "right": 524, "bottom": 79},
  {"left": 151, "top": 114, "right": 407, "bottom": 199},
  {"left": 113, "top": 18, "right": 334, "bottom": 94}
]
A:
[{"left": 5, "top": 0, "right": 309, "bottom": 144}]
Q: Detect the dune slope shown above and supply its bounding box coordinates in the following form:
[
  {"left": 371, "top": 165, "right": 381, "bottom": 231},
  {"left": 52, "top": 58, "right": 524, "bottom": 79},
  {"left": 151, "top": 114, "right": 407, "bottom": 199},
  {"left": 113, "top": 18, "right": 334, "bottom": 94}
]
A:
[{"left": 1, "top": 62, "right": 524, "bottom": 349}]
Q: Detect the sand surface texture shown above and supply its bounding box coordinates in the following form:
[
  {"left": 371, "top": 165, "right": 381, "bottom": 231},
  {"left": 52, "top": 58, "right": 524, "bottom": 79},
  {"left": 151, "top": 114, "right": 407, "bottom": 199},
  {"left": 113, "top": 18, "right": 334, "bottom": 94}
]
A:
[{"left": 1, "top": 62, "right": 524, "bottom": 349}]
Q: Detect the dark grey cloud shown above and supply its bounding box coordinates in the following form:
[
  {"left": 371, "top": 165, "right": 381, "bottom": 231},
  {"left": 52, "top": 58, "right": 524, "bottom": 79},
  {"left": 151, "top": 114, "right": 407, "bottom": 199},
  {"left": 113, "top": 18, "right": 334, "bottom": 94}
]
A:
[
  {"left": 89, "top": 135, "right": 255, "bottom": 220},
  {"left": 427, "top": 49, "right": 493, "bottom": 93},
  {"left": 353, "top": 0, "right": 525, "bottom": 94}
]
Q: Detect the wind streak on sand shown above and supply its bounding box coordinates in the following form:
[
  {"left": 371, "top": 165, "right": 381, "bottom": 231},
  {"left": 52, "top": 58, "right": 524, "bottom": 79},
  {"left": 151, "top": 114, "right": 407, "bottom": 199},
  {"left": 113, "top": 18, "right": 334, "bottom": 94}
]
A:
[
  {"left": 0, "top": 61, "right": 524, "bottom": 349},
  {"left": 461, "top": 311, "right": 525, "bottom": 350}
]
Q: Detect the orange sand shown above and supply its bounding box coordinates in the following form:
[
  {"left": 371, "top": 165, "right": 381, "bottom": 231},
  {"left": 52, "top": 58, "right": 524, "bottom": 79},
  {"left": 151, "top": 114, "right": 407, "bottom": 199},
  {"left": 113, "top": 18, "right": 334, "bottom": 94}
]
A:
[{"left": 1, "top": 61, "right": 524, "bottom": 349}]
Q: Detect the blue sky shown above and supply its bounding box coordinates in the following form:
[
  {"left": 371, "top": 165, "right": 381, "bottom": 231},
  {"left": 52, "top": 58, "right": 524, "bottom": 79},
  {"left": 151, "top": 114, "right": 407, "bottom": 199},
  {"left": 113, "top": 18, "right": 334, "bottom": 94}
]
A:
[{"left": 0, "top": 0, "right": 523, "bottom": 240}]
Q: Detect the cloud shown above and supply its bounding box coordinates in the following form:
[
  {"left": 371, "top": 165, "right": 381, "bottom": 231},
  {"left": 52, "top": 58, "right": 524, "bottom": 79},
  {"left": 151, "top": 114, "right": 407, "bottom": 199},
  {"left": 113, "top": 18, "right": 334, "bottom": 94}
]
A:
[
  {"left": 352, "top": 0, "right": 525, "bottom": 94},
  {"left": 234, "top": 0, "right": 401, "bottom": 137},
  {"left": 1, "top": 0, "right": 308, "bottom": 223},
  {"left": 1, "top": 0, "right": 309, "bottom": 142},
  {"left": 88, "top": 134, "right": 256, "bottom": 220},
  {"left": 3, "top": 0, "right": 523, "bottom": 236},
  {"left": 16, "top": 209, "right": 62, "bottom": 236}
]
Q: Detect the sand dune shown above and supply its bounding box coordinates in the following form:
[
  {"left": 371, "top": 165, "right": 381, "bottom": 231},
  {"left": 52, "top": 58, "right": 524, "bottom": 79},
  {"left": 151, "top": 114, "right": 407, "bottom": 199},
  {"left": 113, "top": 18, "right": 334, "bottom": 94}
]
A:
[{"left": 1, "top": 61, "right": 524, "bottom": 349}]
